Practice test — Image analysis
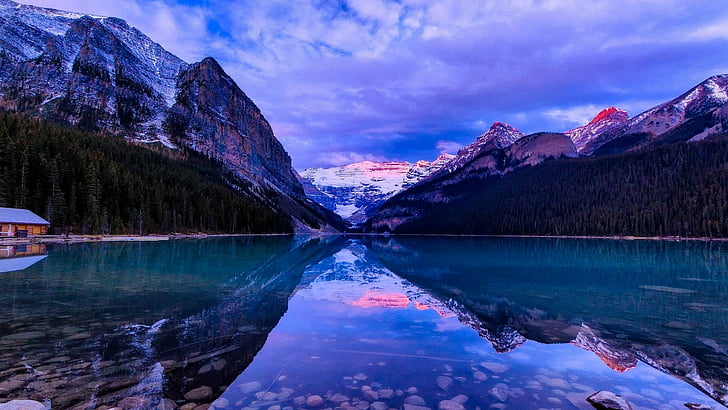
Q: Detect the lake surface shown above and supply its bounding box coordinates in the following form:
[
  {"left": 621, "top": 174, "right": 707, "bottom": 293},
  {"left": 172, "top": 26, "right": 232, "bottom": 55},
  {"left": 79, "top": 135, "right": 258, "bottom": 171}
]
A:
[{"left": 0, "top": 236, "right": 726, "bottom": 409}]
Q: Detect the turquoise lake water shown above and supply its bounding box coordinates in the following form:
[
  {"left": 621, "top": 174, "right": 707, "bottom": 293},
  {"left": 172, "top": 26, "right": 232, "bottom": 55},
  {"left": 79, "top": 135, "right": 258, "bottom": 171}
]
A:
[{"left": 0, "top": 236, "right": 726, "bottom": 409}]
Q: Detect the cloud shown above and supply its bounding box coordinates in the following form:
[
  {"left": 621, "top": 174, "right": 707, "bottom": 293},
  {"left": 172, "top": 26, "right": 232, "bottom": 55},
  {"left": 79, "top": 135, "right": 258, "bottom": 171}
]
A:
[
  {"left": 19, "top": 0, "right": 728, "bottom": 169},
  {"left": 436, "top": 140, "right": 462, "bottom": 154},
  {"left": 544, "top": 105, "right": 605, "bottom": 130},
  {"left": 318, "top": 152, "right": 392, "bottom": 167}
]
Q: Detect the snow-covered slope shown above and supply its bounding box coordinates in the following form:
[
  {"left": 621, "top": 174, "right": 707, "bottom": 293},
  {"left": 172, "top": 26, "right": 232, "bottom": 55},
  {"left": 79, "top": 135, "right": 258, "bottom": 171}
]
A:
[
  {"left": 628, "top": 75, "right": 728, "bottom": 137},
  {"left": 300, "top": 155, "right": 453, "bottom": 223},
  {"left": 565, "top": 107, "right": 629, "bottom": 155}
]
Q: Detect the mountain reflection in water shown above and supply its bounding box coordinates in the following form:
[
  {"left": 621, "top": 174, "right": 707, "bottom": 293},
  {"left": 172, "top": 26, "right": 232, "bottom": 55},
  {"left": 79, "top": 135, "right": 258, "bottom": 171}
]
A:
[{"left": 0, "top": 236, "right": 725, "bottom": 409}]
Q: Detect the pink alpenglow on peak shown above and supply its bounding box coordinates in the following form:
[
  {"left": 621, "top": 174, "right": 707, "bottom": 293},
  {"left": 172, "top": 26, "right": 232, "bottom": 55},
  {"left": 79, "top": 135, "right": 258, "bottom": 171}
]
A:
[{"left": 566, "top": 107, "right": 629, "bottom": 155}]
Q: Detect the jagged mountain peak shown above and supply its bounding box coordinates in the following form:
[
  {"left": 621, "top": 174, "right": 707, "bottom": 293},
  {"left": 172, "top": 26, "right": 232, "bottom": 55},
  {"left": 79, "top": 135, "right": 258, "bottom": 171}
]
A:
[
  {"left": 477, "top": 121, "right": 525, "bottom": 148},
  {"left": 566, "top": 107, "right": 629, "bottom": 154},
  {"left": 588, "top": 107, "right": 628, "bottom": 125},
  {"left": 428, "top": 122, "right": 524, "bottom": 178}
]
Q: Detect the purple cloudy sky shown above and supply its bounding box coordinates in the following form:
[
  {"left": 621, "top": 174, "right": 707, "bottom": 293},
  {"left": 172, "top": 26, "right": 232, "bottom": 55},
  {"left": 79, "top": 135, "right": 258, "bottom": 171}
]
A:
[{"left": 22, "top": 0, "right": 728, "bottom": 169}]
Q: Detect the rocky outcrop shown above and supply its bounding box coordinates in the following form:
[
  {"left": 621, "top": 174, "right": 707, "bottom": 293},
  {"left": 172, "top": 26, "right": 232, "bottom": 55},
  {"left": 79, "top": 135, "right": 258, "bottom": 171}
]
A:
[{"left": 168, "top": 57, "right": 303, "bottom": 197}]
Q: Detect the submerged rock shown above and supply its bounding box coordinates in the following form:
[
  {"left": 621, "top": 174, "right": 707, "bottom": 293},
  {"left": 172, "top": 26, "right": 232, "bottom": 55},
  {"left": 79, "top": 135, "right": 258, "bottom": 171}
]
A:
[
  {"left": 488, "top": 383, "right": 510, "bottom": 402},
  {"left": 436, "top": 376, "right": 453, "bottom": 391},
  {"left": 481, "top": 362, "right": 509, "bottom": 373},
  {"left": 586, "top": 391, "right": 633, "bottom": 410},
  {"left": 370, "top": 402, "right": 388, "bottom": 410},
  {"left": 438, "top": 400, "right": 464, "bottom": 410},
  {"left": 184, "top": 386, "right": 213, "bottom": 401},
  {"left": 404, "top": 395, "right": 426, "bottom": 406},
  {"left": 239, "top": 381, "right": 263, "bottom": 394},
  {"left": 210, "top": 397, "right": 230, "bottom": 409},
  {"left": 306, "top": 395, "right": 324, "bottom": 407},
  {"left": 362, "top": 389, "right": 378, "bottom": 402},
  {"left": 0, "top": 400, "right": 47, "bottom": 410},
  {"left": 451, "top": 395, "right": 468, "bottom": 405},
  {"left": 328, "top": 393, "right": 349, "bottom": 403},
  {"left": 473, "top": 371, "right": 487, "bottom": 381},
  {"left": 403, "top": 405, "right": 430, "bottom": 410}
]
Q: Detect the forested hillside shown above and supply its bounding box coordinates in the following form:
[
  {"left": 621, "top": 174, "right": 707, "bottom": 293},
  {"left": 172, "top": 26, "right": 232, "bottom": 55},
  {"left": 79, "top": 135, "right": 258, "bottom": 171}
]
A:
[
  {"left": 0, "top": 113, "right": 293, "bottom": 234},
  {"left": 380, "top": 136, "right": 728, "bottom": 237}
]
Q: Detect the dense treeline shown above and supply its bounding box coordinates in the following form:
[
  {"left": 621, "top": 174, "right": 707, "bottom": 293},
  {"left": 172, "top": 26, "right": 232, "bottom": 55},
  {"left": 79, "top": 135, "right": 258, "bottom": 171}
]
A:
[
  {"left": 0, "top": 113, "right": 293, "bottom": 234},
  {"left": 394, "top": 137, "right": 728, "bottom": 237}
]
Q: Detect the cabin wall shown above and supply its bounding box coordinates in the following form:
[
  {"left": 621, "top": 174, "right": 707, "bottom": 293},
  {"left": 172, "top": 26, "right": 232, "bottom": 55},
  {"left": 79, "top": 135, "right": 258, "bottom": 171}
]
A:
[{"left": 0, "top": 224, "right": 49, "bottom": 236}]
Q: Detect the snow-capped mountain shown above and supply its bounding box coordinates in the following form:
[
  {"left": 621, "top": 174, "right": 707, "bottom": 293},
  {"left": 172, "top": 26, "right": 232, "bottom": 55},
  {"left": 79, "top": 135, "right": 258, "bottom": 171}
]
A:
[
  {"left": 429, "top": 122, "right": 524, "bottom": 179},
  {"left": 0, "top": 1, "right": 343, "bottom": 231},
  {"left": 593, "top": 74, "right": 728, "bottom": 155},
  {"left": 300, "top": 155, "right": 452, "bottom": 223},
  {"left": 565, "top": 107, "right": 629, "bottom": 155},
  {"left": 628, "top": 75, "right": 728, "bottom": 137}
]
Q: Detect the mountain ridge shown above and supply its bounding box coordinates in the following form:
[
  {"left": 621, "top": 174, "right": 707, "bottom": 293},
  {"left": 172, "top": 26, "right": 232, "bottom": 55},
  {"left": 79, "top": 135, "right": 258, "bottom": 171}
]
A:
[{"left": 366, "top": 73, "right": 728, "bottom": 235}]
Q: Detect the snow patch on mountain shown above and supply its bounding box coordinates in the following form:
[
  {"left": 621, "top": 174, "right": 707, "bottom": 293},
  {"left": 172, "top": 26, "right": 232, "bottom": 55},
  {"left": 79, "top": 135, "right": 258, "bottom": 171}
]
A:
[
  {"left": 300, "top": 155, "right": 452, "bottom": 223},
  {"left": 626, "top": 74, "right": 728, "bottom": 137}
]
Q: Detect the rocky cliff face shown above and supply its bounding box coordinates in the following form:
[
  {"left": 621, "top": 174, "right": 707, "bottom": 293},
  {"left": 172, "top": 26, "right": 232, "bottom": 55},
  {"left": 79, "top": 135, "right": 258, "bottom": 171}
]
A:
[
  {"left": 168, "top": 57, "right": 302, "bottom": 197},
  {"left": 0, "top": 0, "right": 341, "bottom": 232}
]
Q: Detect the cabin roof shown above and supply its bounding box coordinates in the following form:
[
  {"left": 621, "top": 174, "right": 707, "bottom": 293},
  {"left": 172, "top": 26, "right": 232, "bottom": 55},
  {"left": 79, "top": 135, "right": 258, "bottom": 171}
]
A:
[{"left": 0, "top": 207, "right": 50, "bottom": 225}]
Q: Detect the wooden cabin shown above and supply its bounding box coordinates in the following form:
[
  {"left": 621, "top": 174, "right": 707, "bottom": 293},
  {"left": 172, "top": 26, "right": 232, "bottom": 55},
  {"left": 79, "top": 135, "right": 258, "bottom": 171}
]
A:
[{"left": 0, "top": 207, "right": 50, "bottom": 237}]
